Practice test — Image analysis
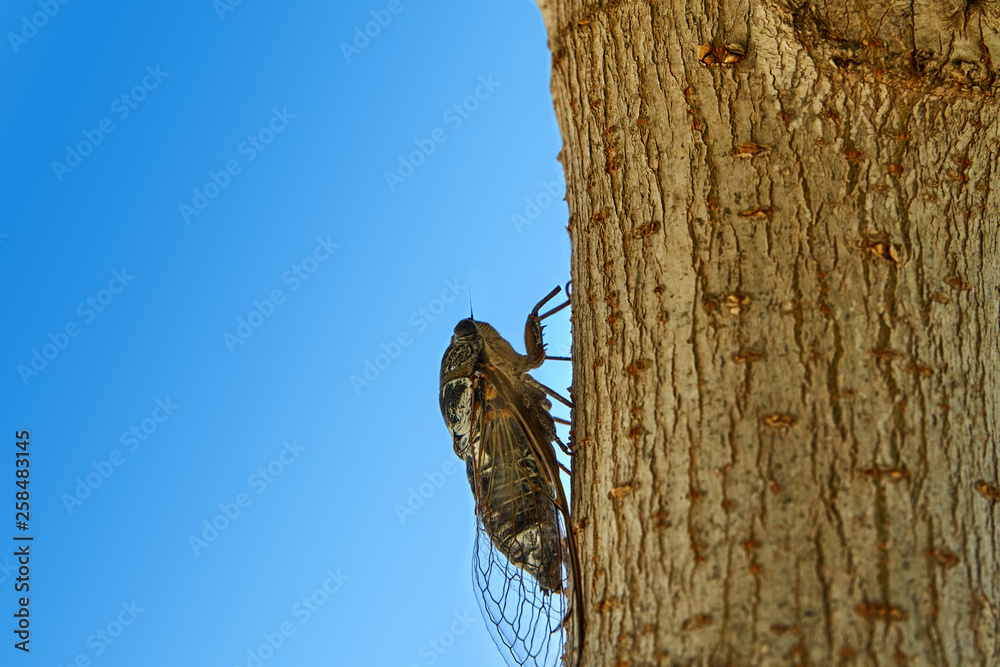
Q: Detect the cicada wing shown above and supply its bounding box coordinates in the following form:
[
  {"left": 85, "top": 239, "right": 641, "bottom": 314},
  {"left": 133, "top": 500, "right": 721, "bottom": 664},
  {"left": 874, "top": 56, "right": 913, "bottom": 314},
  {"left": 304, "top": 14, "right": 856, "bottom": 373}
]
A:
[
  {"left": 467, "top": 384, "right": 569, "bottom": 667},
  {"left": 473, "top": 514, "right": 568, "bottom": 667}
]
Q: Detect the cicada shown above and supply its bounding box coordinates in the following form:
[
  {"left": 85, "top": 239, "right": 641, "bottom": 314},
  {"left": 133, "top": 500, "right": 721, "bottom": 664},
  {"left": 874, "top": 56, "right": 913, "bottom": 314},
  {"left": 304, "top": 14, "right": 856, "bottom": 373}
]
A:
[{"left": 439, "top": 286, "right": 582, "bottom": 667}]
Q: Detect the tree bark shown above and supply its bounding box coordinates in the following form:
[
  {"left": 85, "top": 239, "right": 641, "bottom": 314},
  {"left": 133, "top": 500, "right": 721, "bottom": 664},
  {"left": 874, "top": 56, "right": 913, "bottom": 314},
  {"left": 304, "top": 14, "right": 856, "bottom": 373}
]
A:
[{"left": 535, "top": 0, "right": 1000, "bottom": 664}]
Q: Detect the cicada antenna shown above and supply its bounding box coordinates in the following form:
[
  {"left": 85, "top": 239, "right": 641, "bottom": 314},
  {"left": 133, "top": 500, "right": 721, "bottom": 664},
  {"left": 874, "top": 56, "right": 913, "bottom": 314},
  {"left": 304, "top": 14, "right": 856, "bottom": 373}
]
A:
[{"left": 469, "top": 292, "right": 474, "bottom": 320}]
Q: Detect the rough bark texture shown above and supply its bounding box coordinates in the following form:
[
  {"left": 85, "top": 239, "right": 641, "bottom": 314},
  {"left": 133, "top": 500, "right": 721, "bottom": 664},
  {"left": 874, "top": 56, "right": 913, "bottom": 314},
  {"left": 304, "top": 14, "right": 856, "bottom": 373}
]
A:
[{"left": 535, "top": 0, "right": 1000, "bottom": 665}]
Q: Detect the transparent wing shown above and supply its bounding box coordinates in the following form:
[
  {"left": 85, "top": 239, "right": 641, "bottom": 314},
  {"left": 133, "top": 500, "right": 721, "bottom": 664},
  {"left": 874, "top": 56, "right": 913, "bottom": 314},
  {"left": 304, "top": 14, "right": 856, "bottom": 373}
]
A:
[
  {"left": 467, "top": 377, "right": 569, "bottom": 667},
  {"left": 473, "top": 513, "right": 568, "bottom": 667}
]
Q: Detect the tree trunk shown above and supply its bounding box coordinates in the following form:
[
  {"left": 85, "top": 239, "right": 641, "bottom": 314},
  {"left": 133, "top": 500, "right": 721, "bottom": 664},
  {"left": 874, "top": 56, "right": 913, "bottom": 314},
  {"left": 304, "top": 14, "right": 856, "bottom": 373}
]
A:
[{"left": 535, "top": 0, "right": 1000, "bottom": 664}]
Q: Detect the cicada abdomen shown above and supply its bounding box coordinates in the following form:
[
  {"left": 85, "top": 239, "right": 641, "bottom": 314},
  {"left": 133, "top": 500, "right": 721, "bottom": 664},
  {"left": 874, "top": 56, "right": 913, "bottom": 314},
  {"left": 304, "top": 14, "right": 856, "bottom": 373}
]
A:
[
  {"left": 473, "top": 403, "right": 563, "bottom": 591},
  {"left": 440, "top": 287, "right": 580, "bottom": 667},
  {"left": 469, "top": 389, "right": 569, "bottom": 666}
]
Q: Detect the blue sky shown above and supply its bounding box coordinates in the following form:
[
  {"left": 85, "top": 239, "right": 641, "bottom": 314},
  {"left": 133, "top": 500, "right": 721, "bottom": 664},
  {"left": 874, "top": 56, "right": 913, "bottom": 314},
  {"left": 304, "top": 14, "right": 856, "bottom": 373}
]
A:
[{"left": 2, "top": 1, "right": 572, "bottom": 666}]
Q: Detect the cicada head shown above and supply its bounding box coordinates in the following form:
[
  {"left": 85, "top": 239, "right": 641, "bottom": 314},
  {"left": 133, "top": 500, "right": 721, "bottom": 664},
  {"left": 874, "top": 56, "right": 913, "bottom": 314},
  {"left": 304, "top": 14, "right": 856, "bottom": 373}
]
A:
[
  {"left": 440, "top": 319, "right": 485, "bottom": 458},
  {"left": 440, "top": 319, "right": 484, "bottom": 382}
]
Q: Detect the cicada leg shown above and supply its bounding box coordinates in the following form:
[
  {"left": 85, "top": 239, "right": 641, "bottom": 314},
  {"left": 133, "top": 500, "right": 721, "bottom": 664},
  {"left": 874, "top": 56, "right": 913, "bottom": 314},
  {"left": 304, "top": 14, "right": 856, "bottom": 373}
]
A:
[
  {"left": 524, "top": 286, "right": 570, "bottom": 369},
  {"left": 554, "top": 434, "right": 574, "bottom": 458},
  {"left": 527, "top": 377, "right": 573, "bottom": 410},
  {"left": 546, "top": 283, "right": 574, "bottom": 363}
]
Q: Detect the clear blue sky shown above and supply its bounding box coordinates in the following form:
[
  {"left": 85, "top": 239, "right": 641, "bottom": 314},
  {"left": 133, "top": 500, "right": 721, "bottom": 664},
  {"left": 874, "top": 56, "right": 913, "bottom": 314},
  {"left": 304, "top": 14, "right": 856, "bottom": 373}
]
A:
[{"left": 2, "top": 1, "right": 572, "bottom": 665}]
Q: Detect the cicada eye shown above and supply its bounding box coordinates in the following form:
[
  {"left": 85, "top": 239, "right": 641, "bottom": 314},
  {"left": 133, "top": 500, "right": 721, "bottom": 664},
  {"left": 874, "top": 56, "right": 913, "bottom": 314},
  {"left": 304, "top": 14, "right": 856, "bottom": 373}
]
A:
[{"left": 454, "top": 319, "right": 477, "bottom": 337}]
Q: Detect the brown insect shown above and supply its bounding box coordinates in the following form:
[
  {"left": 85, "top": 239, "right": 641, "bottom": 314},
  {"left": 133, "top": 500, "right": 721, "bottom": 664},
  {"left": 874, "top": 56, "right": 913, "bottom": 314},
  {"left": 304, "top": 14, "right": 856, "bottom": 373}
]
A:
[{"left": 439, "top": 286, "right": 581, "bottom": 667}]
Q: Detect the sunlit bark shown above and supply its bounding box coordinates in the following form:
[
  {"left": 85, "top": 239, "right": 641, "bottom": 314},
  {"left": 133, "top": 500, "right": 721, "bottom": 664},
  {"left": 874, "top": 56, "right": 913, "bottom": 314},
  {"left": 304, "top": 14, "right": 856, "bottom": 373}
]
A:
[{"left": 537, "top": 0, "right": 1000, "bottom": 664}]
